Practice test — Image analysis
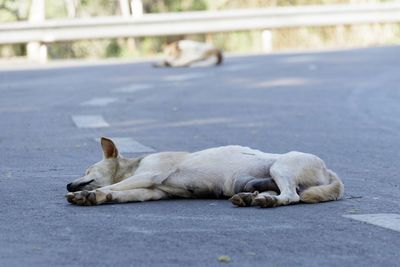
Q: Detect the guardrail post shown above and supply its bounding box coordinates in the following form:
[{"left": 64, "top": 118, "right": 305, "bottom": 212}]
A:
[
  {"left": 27, "top": 0, "right": 47, "bottom": 63},
  {"left": 27, "top": 42, "right": 48, "bottom": 63},
  {"left": 262, "top": 30, "right": 272, "bottom": 53},
  {"left": 130, "top": 0, "right": 144, "bottom": 18},
  {"left": 125, "top": 0, "right": 143, "bottom": 55}
]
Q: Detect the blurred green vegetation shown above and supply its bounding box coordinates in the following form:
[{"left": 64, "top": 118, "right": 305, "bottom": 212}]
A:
[{"left": 1, "top": 0, "right": 399, "bottom": 59}]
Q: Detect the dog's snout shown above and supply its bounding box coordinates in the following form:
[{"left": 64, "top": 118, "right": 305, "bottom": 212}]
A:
[
  {"left": 66, "top": 183, "right": 75, "bottom": 192},
  {"left": 66, "top": 179, "right": 94, "bottom": 192}
]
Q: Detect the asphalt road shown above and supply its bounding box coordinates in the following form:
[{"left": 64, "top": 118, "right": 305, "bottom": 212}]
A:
[{"left": 0, "top": 46, "right": 399, "bottom": 267}]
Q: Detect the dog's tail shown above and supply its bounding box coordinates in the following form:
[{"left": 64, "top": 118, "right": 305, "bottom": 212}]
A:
[
  {"left": 299, "top": 170, "right": 344, "bottom": 203},
  {"left": 215, "top": 49, "right": 223, "bottom": 65}
]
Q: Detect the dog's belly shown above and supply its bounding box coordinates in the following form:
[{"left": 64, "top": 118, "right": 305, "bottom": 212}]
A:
[{"left": 160, "top": 146, "right": 279, "bottom": 197}]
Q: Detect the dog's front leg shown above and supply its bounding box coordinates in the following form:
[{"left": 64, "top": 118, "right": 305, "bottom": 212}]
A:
[
  {"left": 66, "top": 188, "right": 168, "bottom": 205},
  {"left": 66, "top": 189, "right": 110, "bottom": 206},
  {"left": 105, "top": 188, "right": 167, "bottom": 203},
  {"left": 172, "top": 56, "right": 208, "bottom": 67},
  {"left": 102, "top": 172, "right": 164, "bottom": 191},
  {"left": 66, "top": 172, "right": 167, "bottom": 205}
]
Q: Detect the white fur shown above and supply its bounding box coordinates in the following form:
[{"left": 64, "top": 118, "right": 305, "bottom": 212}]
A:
[{"left": 66, "top": 138, "right": 344, "bottom": 207}]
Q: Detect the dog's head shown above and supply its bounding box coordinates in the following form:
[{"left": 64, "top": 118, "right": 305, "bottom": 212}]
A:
[
  {"left": 164, "top": 42, "right": 180, "bottom": 57},
  {"left": 152, "top": 42, "right": 180, "bottom": 68},
  {"left": 66, "top": 137, "right": 126, "bottom": 192},
  {"left": 163, "top": 41, "right": 181, "bottom": 63}
]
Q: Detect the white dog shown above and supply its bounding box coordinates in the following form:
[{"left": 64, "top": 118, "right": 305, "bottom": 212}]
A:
[
  {"left": 66, "top": 138, "right": 344, "bottom": 207},
  {"left": 153, "top": 40, "right": 223, "bottom": 67}
]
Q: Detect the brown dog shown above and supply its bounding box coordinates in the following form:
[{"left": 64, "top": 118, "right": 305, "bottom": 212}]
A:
[{"left": 153, "top": 40, "right": 223, "bottom": 67}]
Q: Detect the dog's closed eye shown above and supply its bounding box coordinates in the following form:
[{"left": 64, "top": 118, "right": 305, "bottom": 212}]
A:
[{"left": 80, "top": 179, "right": 94, "bottom": 187}]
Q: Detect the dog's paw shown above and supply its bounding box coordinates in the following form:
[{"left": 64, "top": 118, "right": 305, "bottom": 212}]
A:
[
  {"left": 252, "top": 195, "right": 278, "bottom": 208},
  {"left": 229, "top": 194, "right": 247, "bottom": 207},
  {"left": 65, "top": 190, "right": 97, "bottom": 206},
  {"left": 229, "top": 192, "right": 258, "bottom": 207},
  {"left": 65, "top": 189, "right": 113, "bottom": 206}
]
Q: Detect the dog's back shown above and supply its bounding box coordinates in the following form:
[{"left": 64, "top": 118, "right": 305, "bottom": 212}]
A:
[{"left": 181, "top": 41, "right": 223, "bottom": 65}]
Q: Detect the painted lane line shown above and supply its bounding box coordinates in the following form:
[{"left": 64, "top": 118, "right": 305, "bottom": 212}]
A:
[
  {"left": 72, "top": 115, "right": 110, "bottom": 128},
  {"left": 281, "top": 55, "right": 318, "bottom": 63},
  {"left": 113, "top": 84, "right": 154, "bottom": 93},
  {"left": 162, "top": 73, "right": 206, "bottom": 82},
  {"left": 253, "top": 78, "right": 309, "bottom": 88},
  {"left": 95, "top": 137, "right": 155, "bottom": 153},
  {"left": 80, "top": 97, "right": 118, "bottom": 107},
  {"left": 343, "top": 213, "right": 400, "bottom": 232},
  {"left": 221, "top": 64, "right": 253, "bottom": 72}
]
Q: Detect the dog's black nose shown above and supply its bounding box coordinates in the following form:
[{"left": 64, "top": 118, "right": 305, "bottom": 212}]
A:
[{"left": 66, "top": 183, "right": 74, "bottom": 192}]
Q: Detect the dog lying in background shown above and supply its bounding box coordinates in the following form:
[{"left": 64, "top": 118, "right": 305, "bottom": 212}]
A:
[
  {"left": 153, "top": 40, "right": 223, "bottom": 67},
  {"left": 65, "top": 137, "right": 344, "bottom": 207}
]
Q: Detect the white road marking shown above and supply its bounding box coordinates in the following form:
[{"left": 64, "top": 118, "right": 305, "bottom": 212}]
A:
[
  {"left": 72, "top": 115, "right": 110, "bottom": 128},
  {"left": 281, "top": 55, "right": 318, "bottom": 63},
  {"left": 222, "top": 64, "right": 253, "bottom": 72},
  {"left": 162, "top": 73, "right": 206, "bottom": 82},
  {"left": 80, "top": 97, "right": 118, "bottom": 107},
  {"left": 253, "top": 78, "right": 309, "bottom": 88},
  {"left": 95, "top": 137, "right": 155, "bottom": 153},
  {"left": 113, "top": 84, "right": 154, "bottom": 93},
  {"left": 343, "top": 213, "right": 400, "bottom": 232}
]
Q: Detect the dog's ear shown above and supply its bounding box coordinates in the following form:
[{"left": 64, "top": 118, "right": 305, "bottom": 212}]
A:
[
  {"left": 172, "top": 42, "right": 181, "bottom": 54},
  {"left": 101, "top": 137, "right": 118, "bottom": 159}
]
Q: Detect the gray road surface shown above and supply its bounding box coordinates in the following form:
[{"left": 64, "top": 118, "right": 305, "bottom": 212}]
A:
[{"left": 0, "top": 46, "right": 399, "bottom": 266}]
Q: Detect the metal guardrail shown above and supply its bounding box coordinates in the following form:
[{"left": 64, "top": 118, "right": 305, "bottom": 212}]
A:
[
  {"left": 1, "top": 3, "right": 400, "bottom": 62},
  {"left": 2, "top": 3, "right": 400, "bottom": 44}
]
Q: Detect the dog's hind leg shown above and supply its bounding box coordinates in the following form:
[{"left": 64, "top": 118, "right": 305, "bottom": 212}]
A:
[
  {"left": 66, "top": 188, "right": 168, "bottom": 205},
  {"left": 230, "top": 176, "right": 279, "bottom": 207},
  {"left": 230, "top": 190, "right": 278, "bottom": 207},
  {"left": 253, "top": 152, "right": 333, "bottom": 207},
  {"left": 233, "top": 176, "right": 279, "bottom": 194},
  {"left": 244, "top": 178, "right": 280, "bottom": 193},
  {"left": 253, "top": 162, "right": 300, "bottom": 208},
  {"left": 229, "top": 191, "right": 259, "bottom": 207}
]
